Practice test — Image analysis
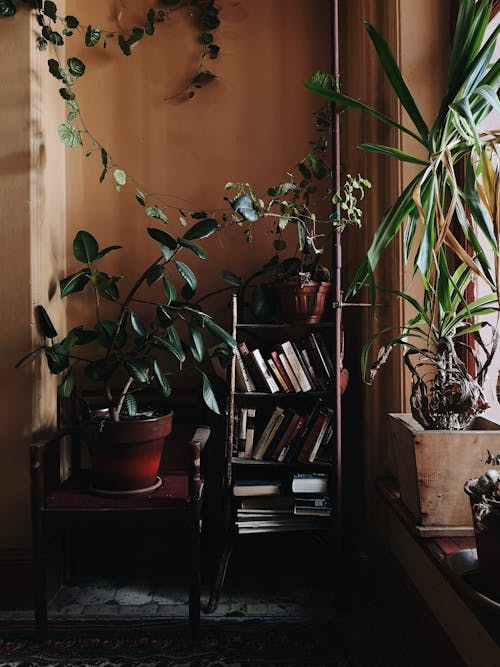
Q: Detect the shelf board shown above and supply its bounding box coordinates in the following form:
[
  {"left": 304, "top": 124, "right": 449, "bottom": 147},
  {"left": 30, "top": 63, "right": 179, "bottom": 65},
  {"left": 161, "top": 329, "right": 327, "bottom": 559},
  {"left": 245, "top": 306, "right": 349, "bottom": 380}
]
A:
[
  {"left": 236, "top": 321, "right": 335, "bottom": 329},
  {"left": 234, "top": 390, "right": 334, "bottom": 399},
  {"left": 231, "top": 457, "right": 332, "bottom": 471}
]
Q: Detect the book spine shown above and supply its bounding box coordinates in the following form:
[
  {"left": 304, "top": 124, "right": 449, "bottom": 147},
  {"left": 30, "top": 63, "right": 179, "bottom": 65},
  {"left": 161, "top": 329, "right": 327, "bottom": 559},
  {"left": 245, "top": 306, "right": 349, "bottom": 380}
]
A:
[
  {"left": 252, "top": 406, "right": 285, "bottom": 460},
  {"left": 310, "top": 332, "right": 334, "bottom": 380},
  {"left": 238, "top": 407, "right": 248, "bottom": 458},
  {"left": 297, "top": 407, "right": 332, "bottom": 463},
  {"left": 278, "top": 352, "right": 302, "bottom": 392},
  {"left": 308, "top": 409, "right": 333, "bottom": 462},
  {"left": 280, "top": 341, "right": 312, "bottom": 392},
  {"left": 305, "top": 335, "right": 331, "bottom": 387},
  {"left": 284, "top": 400, "right": 323, "bottom": 462},
  {"left": 270, "top": 350, "right": 294, "bottom": 392},
  {"left": 244, "top": 407, "right": 256, "bottom": 458},
  {"left": 277, "top": 415, "right": 305, "bottom": 462},
  {"left": 263, "top": 408, "right": 296, "bottom": 460},
  {"left": 266, "top": 357, "right": 290, "bottom": 393},
  {"left": 251, "top": 348, "right": 280, "bottom": 393},
  {"left": 234, "top": 346, "right": 256, "bottom": 392},
  {"left": 297, "top": 345, "right": 324, "bottom": 391},
  {"left": 238, "top": 341, "right": 267, "bottom": 392}
]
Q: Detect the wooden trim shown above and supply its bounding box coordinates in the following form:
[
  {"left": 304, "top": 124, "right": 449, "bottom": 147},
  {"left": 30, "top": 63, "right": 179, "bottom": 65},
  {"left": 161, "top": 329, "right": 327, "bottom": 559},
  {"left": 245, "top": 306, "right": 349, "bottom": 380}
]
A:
[{"left": 0, "top": 549, "right": 33, "bottom": 610}]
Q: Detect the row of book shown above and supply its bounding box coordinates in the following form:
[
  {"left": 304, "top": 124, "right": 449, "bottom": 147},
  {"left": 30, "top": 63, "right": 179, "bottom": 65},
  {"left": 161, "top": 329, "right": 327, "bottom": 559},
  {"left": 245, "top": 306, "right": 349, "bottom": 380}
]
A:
[
  {"left": 233, "top": 399, "right": 334, "bottom": 463},
  {"left": 235, "top": 332, "right": 334, "bottom": 394},
  {"left": 233, "top": 474, "right": 331, "bottom": 534}
]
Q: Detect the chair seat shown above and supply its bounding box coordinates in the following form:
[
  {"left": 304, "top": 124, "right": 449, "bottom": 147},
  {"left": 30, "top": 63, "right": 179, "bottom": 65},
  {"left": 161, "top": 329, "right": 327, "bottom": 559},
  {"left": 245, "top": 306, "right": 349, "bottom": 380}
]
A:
[{"left": 45, "top": 472, "right": 192, "bottom": 510}]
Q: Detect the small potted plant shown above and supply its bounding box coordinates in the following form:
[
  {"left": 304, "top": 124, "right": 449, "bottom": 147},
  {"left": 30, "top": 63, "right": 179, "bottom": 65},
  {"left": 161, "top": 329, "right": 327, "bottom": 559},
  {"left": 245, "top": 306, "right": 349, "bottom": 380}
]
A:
[
  {"left": 465, "top": 460, "right": 500, "bottom": 593},
  {"left": 17, "top": 223, "right": 235, "bottom": 495}
]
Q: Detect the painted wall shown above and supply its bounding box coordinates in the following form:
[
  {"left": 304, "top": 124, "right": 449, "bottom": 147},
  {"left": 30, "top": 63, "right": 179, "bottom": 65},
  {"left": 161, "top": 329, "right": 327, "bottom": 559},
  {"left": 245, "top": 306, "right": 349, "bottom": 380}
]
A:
[{"left": 0, "top": 0, "right": 331, "bottom": 560}]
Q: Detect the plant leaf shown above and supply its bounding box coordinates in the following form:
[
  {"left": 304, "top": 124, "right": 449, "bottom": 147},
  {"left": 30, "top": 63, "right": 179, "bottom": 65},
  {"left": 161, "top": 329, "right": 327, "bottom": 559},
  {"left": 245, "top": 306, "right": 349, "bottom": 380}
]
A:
[
  {"left": 153, "top": 359, "right": 171, "bottom": 398},
  {"left": 219, "top": 270, "right": 241, "bottom": 287},
  {"left": 183, "top": 218, "right": 219, "bottom": 240},
  {"left": 147, "top": 227, "right": 177, "bottom": 250},
  {"left": 130, "top": 312, "right": 146, "bottom": 336},
  {"left": 67, "top": 57, "right": 85, "bottom": 77},
  {"left": 124, "top": 359, "right": 150, "bottom": 383},
  {"left": 58, "top": 367, "right": 74, "bottom": 398},
  {"left": 201, "top": 371, "right": 220, "bottom": 414},
  {"left": 123, "top": 393, "right": 137, "bottom": 416},
  {"left": 189, "top": 326, "right": 204, "bottom": 362},
  {"left": 85, "top": 25, "right": 101, "bottom": 47},
  {"left": 73, "top": 230, "right": 99, "bottom": 264},
  {"left": 60, "top": 270, "right": 91, "bottom": 297},
  {"left": 113, "top": 168, "right": 127, "bottom": 186},
  {"left": 175, "top": 261, "right": 197, "bottom": 292},
  {"left": 36, "top": 305, "right": 58, "bottom": 338},
  {"left": 177, "top": 237, "right": 207, "bottom": 259},
  {"left": 57, "top": 123, "right": 82, "bottom": 147}
]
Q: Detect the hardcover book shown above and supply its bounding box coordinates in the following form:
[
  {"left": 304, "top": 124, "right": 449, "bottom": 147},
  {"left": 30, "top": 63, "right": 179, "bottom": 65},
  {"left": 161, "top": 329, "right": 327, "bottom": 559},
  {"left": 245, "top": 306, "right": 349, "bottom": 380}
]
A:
[
  {"left": 292, "top": 473, "right": 329, "bottom": 494},
  {"left": 250, "top": 348, "right": 280, "bottom": 393},
  {"left": 233, "top": 479, "right": 282, "bottom": 496},
  {"left": 244, "top": 407, "right": 256, "bottom": 458},
  {"left": 279, "top": 341, "right": 312, "bottom": 392},
  {"left": 252, "top": 405, "right": 285, "bottom": 460}
]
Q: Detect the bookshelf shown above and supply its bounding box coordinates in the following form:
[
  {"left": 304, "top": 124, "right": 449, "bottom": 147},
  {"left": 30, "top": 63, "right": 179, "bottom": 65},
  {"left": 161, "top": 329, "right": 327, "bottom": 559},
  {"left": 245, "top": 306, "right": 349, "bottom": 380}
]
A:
[{"left": 206, "top": 292, "right": 344, "bottom": 611}]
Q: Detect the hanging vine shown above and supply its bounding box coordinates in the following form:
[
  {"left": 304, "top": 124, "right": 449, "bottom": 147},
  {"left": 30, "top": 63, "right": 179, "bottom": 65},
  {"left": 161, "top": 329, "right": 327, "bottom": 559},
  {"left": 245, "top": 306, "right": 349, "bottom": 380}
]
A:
[{"left": 0, "top": 0, "right": 223, "bottom": 232}]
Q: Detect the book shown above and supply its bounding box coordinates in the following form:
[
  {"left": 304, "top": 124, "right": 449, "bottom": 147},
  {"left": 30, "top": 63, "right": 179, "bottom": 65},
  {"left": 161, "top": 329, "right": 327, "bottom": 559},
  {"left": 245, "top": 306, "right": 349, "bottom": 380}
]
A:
[
  {"left": 290, "top": 340, "right": 318, "bottom": 391},
  {"left": 239, "top": 495, "right": 294, "bottom": 510},
  {"left": 252, "top": 405, "right": 285, "bottom": 460},
  {"left": 250, "top": 348, "right": 280, "bottom": 393},
  {"left": 279, "top": 341, "right": 312, "bottom": 392},
  {"left": 237, "top": 407, "right": 248, "bottom": 458},
  {"left": 297, "top": 405, "right": 333, "bottom": 463},
  {"left": 294, "top": 505, "right": 332, "bottom": 517},
  {"left": 299, "top": 345, "right": 327, "bottom": 391},
  {"left": 275, "top": 414, "right": 306, "bottom": 461},
  {"left": 266, "top": 356, "right": 290, "bottom": 393},
  {"left": 233, "top": 479, "right": 282, "bottom": 496},
  {"left": 306, "top": 334, "right": 332, "bottom": 386},
  {"left": 234, "top": 346, "right": 256, "bottom": 392},
  {"left": 278, "top": 352, "right": 302, "bottom": 392},
  {"left": 263, "top": 407, "right": 297, "bottom": 460},
  {"left": 293, "top": 493, "right": 330, "bottom": 507},
  {"left": 314, "top": 422, "right": 335, "bottom": 463},
  {"left": 292, "top": 473, "right": 328, "bottom": 494},
  {"left": 270, "top": 350, "right": 294, "bottom": 392},
  {"left": 283, "top": 400, "right": 324, "bottom": 463},
  {"left": 238, "top": 341, "right": 267, "bottom": 392},
  {"left": 244, "top": 407, "right": 256, "bottom": 458},
  {"left": 309, "top": 332, "right": 334, "bottom": 382}
]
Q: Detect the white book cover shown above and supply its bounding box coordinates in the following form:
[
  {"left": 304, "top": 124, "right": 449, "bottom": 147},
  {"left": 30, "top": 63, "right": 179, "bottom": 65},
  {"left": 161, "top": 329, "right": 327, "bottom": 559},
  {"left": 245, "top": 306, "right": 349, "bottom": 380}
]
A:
[
  {"left": 250, "top": 348, "right": 279, "bottom": 393},
  {"left": 278, "top": 352, "right": 302, "bottom": 392},
  {"left": 280, "top": 341, "right": 312, "bottom": 392}
]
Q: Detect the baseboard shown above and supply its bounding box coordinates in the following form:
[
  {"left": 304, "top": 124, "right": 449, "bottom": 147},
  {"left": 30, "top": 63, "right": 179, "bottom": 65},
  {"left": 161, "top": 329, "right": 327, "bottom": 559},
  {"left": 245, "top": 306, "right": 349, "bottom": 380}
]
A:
[{"left": 0, "top": 549, "right": 33, "bottom": 610}]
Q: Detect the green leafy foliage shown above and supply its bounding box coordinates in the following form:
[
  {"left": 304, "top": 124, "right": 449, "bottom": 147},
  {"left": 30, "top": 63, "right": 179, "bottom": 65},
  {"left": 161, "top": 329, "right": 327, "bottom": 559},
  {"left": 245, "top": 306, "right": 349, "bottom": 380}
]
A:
[
  {"left": 85, "top": 25, "right": 101, "bottom": 47},
  {"left": 57, "top": 123, "right": 82, "bottom": 147}
]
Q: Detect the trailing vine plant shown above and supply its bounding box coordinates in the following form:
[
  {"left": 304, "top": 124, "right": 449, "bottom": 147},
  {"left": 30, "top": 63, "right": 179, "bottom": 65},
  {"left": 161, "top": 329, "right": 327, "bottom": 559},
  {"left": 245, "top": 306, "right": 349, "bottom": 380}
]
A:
[{"left": 0, "top": 0, "right": 222, "bottom": 233}]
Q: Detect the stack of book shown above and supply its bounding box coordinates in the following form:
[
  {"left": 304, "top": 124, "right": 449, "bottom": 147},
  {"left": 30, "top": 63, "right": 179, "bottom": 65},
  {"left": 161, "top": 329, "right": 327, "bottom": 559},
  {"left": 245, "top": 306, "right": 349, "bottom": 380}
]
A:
[
  {"left": 233, "top": 399, "right": 334, "bottom": 463},
  {"left": 234, "top": 333, "right": 335, "bottom": 394},
  {"left": 233, "top": 491, "right": 323, "bottom": 534},
  {"left": 292, "top": 473, "right": 332, "bottom": 517}
]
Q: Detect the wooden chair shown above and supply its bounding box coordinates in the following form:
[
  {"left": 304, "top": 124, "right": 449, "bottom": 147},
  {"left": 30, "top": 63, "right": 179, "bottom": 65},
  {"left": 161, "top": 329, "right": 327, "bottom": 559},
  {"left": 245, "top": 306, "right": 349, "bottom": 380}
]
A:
[{"left": 30, "top": 423, "right": 210, "bottom": 642}]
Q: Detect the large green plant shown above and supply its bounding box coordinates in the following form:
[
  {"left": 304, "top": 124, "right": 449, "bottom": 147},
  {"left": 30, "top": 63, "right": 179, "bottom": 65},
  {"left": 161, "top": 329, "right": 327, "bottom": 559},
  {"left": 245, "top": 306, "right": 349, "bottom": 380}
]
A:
[
  {"left": 305, "top": 0, "right": 500, "bottom": 429},
  {"left": 17, "top": 227, "right": 235, "bottom": 421},
  {"left": 305, "top": 0, "right": 500, "bottom": 303}
]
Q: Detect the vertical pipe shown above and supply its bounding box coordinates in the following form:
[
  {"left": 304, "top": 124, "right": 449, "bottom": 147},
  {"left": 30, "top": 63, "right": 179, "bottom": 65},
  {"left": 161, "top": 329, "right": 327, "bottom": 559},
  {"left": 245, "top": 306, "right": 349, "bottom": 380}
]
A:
[{"left": 331, "top": 0, "right": 344, "bottom": 606}]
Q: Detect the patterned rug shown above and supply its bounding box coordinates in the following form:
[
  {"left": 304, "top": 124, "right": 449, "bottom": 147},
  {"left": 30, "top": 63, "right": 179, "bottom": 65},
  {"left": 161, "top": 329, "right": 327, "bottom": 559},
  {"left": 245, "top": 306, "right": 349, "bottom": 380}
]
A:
[{"left": 0, "top": 609, "right": 416, "bottom": 667}]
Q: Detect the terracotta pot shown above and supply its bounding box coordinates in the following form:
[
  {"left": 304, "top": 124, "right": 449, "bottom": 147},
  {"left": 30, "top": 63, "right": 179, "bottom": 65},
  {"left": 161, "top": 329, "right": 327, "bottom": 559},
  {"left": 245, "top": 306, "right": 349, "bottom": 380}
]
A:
[
  {"left": 464, "top": 479, "right": 500, "bottom": 592},
  {"left": 82, "top": 411, "right": 173, "bottom": 495},
  {"left": 274, "top": 281, "right": 331, "bottom": 324}
]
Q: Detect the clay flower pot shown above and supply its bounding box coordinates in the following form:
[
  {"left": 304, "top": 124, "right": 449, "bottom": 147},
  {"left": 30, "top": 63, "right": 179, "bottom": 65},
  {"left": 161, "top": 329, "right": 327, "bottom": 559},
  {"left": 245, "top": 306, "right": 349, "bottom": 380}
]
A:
[
  {"left": 82, "top": 411, "right": 173, "bottom": 495},
  {"left": 274, "top": 281, "right": 331, "bottom": 324}
]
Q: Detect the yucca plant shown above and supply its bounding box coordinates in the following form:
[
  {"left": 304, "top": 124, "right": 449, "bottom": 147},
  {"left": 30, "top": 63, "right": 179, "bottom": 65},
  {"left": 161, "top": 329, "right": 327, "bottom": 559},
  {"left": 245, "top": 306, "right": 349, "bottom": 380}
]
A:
[
  {"left": 305, "top": 0, "right": 500, "bottom": 429},
  {"left": 305, "top": 0, "right": 499, "bottom": 299},
  {"left": 363, "top": 259, "right": 499, "bottom": 429}
]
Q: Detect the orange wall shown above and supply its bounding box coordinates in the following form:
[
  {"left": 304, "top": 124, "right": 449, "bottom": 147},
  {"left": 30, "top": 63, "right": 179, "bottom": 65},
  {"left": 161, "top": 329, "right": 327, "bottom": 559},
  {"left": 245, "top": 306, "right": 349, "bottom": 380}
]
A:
[
  {"left": 64, "top": 0, "right": 332, "bottom": 337},
  {"left": 0, "top": 0, "right": 331, "bottom": 553}
]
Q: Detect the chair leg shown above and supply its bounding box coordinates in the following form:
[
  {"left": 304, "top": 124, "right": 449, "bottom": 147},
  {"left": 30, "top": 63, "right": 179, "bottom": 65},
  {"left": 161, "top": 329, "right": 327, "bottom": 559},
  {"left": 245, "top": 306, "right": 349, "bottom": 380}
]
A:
[
  {"left": 189, "top": 487, "right": 202, "bottom": 638},
  {"left": 205, "top": 536, "right": 234, "bottom": 614},
  {"left": 32, "top": 520, "right": 49, "bottom": 643}
]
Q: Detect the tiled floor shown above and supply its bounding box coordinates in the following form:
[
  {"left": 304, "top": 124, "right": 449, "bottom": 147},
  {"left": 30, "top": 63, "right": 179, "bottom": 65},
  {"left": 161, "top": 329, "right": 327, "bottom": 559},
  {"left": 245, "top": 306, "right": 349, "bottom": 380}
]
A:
[{"left": 0, "top": 532, "right": 336, "bottom": 623}]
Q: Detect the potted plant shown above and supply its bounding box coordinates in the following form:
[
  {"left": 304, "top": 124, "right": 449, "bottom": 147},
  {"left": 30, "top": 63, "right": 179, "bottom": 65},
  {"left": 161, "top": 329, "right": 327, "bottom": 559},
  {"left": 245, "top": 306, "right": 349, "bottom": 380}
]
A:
[
  {"left": 305, "top": 0, "right": 500, "bottom": 527},
  {"left": 17, "top": 224, "right": 235, "bottom": 495},
  {"left": 465, "top": 462, "right": 500, "bottom": 593},
  {"left": 216, "top": 87, "right": 370, "bottom": 323}
]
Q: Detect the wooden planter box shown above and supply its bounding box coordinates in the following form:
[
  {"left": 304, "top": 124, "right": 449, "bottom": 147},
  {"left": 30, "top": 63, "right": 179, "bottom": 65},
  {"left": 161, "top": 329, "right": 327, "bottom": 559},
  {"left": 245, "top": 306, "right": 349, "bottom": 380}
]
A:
[{"left": 389, "top": 413, "right": 500, "bottom": 533}]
